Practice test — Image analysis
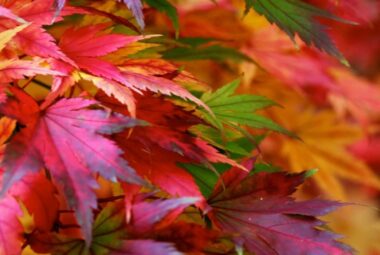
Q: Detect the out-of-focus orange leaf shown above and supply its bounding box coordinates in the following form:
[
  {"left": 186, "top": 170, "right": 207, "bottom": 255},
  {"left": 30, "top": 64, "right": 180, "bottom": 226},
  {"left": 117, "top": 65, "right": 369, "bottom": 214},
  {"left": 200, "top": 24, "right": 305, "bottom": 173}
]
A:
[{"left": 256, "top": 83, "right": 380, "bottom": 200}]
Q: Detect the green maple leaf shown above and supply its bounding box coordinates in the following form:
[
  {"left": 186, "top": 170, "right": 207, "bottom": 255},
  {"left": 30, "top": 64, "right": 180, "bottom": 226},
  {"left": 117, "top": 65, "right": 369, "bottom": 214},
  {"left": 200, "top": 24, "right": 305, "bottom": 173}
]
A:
[
  {"left": 200, "top": 79, "right": 293, "bottom": 136},
  {"left": 245, "top": 0, "right": 355, "bottom": 64}
]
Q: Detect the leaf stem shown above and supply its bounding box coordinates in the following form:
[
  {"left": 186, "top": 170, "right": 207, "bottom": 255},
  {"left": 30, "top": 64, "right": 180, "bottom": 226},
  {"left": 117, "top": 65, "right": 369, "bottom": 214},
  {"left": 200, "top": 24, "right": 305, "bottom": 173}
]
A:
[{"left": 31, "top": 78, "right": 51, "bottom": 90}]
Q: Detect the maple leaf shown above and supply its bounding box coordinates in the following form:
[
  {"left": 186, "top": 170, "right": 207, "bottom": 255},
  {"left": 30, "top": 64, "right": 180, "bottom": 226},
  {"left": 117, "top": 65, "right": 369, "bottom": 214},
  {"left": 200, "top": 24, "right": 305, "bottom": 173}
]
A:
[
  {"left": 242, "top": 26, "right": 380, "bottom": 123},
  {"left": 28, "top": 201, "right": 126, "bottom": 254},
  {"left": 99, "top": 92, "right": 239, "bottom": 201},
  {"left": 0, "top": 59, "right": 64, "bottom": 83},
  {"left": 200, "top": 79, "right": 292, "bottom": 136},
  {"left": 178, "top": 6, "right": 250, "bottom": 46},
  {"left": 54, "top": 0, "right": 144, "bottom": 29},
  {"left": 0, "top": 87, "right": 144, "bottom": 245},
  {"left": 8, "top": 0, "right": 80, "bottom": 25},
  {"left": 244, "top": 0, "right": 354, "bottom": 63},
  {"left": 328, "top": 69, "right": 380, "bottom": 118},
  {"left": 0, "top": 23, "right": 29, "bottom": 52},
  {"left": 0, "top": 5, "right": 26, "bottom": 23},
  {"left": 29, "top": 200, "right": 184, "bottom": 255},
  {"left": 13, "top": 25, "right": 74, "bottom": 64},
  {"left": 144, "top": 0, "right": 179, "bottom": 37},
  {"left": 256, "top": 82, "right": 380, "bottom": 199},
  {"left": 51, "top": 24, "right": 209, "bottom": 111},
  {"left": 308, "top": 0, "right": 379, "bottom": 23},
  {"left": 51, "top": 24, "right": 209, "bottom": 110},
  {"left": 42, "top": 24, "right": 149, "bottom": 111},
  {"left": 0, "top": 194, "right": 23, "bottom": 255},
  {"left": 53, "top": 0, "right": 65, "bottom": 19},
  {"left": 242, "top": 27, "right": 337, "bottom": 90},
  {"left": 76, "top": 72, "right": 137, "bottom": 116},
  {"left": 130, "top": 197, "right": 199, "bottom": 234},
  {"left": 60, "top": 24, "right": 140, "bottom": 58},
  {"left": 351, "top": 137, "right": 380, "bottom": 169},
  {"left": 112, "top": 240, "right": 182, "bottom": 255},
  {"left": 11, "top": 172, "right": 59, "bottom": 233},
  {"left": 153, "top": 221, "right": 220, "bottom": 254},
  {"left": 120, "top": 0, "right": 145, "bottom": 29},
  {"left": 118, "top": 60, "right": 209, "bottom": 109},
  {"left": 0, "top": 117, "right": 16, "bottom": 148},
  {"left": 207, "top": 166, "right": 353, "bottom": 255},
  {"left": 328, "top": 5, "right": 380, "bottom": 70},
  {"left": 0, "top": 1, "right": 75, "bottom": 64},
  {"left": 57, "top": 23, "right": 141, "bottom": 79},
  {"left": 120, "top": 70, "right": 209, "bottom": 112},
  {"left": 121, "top": 59, "right": 206, "bottom": 89}
]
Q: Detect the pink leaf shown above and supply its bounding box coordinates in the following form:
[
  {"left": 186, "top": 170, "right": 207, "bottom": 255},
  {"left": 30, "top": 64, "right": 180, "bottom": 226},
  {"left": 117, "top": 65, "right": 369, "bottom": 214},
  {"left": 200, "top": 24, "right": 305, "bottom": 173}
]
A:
[
  {"left": 59, "top": 24, "right": 143, "bottom": 58},
  {"left": 14, "top": 0, "right": 78, "bottom": 25},
  {"left": 0, "top": 5, "right": 26, "bottom": 23},
  {"left": 0, "top": 194, "right": 23, "bottom": 255},
  {"left": 0, "top": 87, "right": 144, "bottom": 245},
  {"left": 0, "top": 59, "right": 64, "bottom": 83},
  {"left": 120, "top": 70, "right": 210, "bottom": 111},
  {"left": 14, "top": 25, "right": 74, "bottom": 64}
]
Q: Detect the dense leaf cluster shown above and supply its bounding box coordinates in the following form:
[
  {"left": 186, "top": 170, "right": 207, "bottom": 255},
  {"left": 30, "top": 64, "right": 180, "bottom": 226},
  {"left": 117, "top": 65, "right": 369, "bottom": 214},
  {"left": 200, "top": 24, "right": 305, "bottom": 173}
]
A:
[{"left": 0, "top": 0, "right": 359, "bottom": 254}]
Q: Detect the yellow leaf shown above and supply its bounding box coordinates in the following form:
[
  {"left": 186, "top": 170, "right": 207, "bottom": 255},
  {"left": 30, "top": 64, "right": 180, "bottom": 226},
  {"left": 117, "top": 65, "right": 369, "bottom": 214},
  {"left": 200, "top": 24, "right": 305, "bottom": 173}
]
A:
[
  {"left": 0, "top": 116, "right": 15, "bottom": 160},
  {"left": 324, "top": 198, "right": 380, "bottom": 254},
  {"left": 0, "top": 116, "right": 16, "bottom": 145},
  {"left": 256, "top": 82, "right": 380, "bottom": 200},
  {"left": 0, "top": 23, "right": 29, "bottom": 52}
]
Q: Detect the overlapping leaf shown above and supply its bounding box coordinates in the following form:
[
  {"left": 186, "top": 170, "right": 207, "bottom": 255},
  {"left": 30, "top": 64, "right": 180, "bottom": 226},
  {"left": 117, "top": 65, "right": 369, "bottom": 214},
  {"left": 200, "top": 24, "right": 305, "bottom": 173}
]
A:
[
  {"left": 99, "top": 92, "right": 238, "bottom": 202},
  {"left": 121, "top": 0, "right": 145, "bottom": 28},
  {"left": 111, "top": 240, "right": 182, "bottom": 255},
  {"left": 245, "top": 0, "right": 353, "bottom": 62},
  {"left": 144, "top": 0, "right": 179, "bottom": 36},
  {"left": 29, "top": 197, "right": 187, "bottom": 255},
  {"left": 28, "top": 201, "right": 126, "bottom": 254},
  {"left": 49, "top": 24, "right": 207, "bottom": 113},
  {"left": 256, "top": 82, "right": 380, "bottom": 199},
  {"left": 0, "top": 24, "right": 29, "bottom": 52},
  {"left": 200, "top": 79, "right": 291, "bottom": 136},
  {"left": 0, "top": 87, "right": 143, "bottom": 245},
  {"left": 130, "top": 197, "right": 199, "bottom": 234},
  {"left": 208, "top": 166, "right": 353, "bottom": 255},
  {"left": 0, "top": 194, "right": 23, "bottom": 255},
  {"left": 0, "top": 5, "right": 26, "bottom": 22},
  {"left": 0, "top": 0, "right": 75, "bottom": 63},
  {"left": 0, "top": 1, "right": 367, "bottom": 254},
  {"left": 0, "top": 59, "right": 63, "bottom": 83}
]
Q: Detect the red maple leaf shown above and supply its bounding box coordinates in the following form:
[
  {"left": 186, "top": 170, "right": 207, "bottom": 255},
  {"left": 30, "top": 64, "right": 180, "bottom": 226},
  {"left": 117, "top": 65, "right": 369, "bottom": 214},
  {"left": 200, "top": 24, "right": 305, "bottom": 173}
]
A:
[
  {"left": 56, "top": 23, "right": 144, "bottom": 80},
  {"left": 54, "top": 0, "right": 145, "bottom": 29},
  {"left": 154, "top": 221, "right": 220, "bottom": 254},
  {"left": 48, "top": 24, "right": 208, "bottom": 113},
  {"left": 0, "top": 0, "right": 76, "bottom": 64},
  {"left": 98, "top": 92, "right": 239, "bottom": 203},
  {"left": 0, "top": 87, "right": 143, "bottom": 245},
  {"left": 129, "top": 197, "right": 199, "bottom": 235},
  {"left": 10, "top": 172, "right": 59, "bottom": 232},
  {"left": 44, "top": 24, "right": 147, "bottom": 112},
  {"left": 0, "top": 193, "right": 23, "bottom": 255},
  {"left": 0, "top": 5, "right": 26, "bottom": 23},
  {"left": 207, "top": 162, "right": 353, "bottom": 255}
]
